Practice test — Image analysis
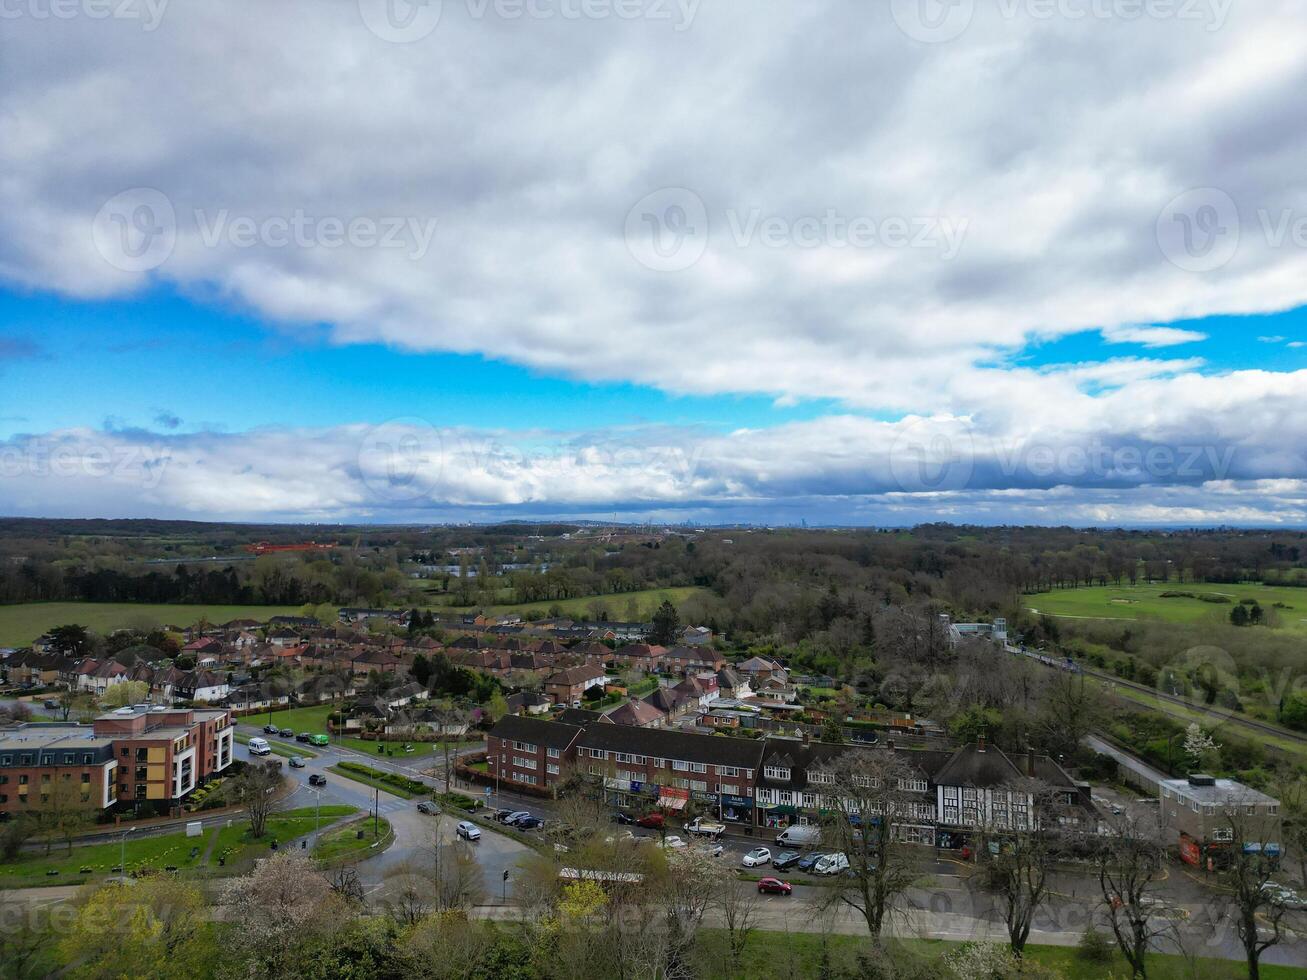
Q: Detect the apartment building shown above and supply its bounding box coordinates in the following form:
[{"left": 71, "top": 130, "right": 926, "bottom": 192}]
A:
[
  {"left": 486, "top": 715, "right": 584, "bottom": 789},
  {"left": 0, "top": 705, "right": 235, "bottom": 818}
]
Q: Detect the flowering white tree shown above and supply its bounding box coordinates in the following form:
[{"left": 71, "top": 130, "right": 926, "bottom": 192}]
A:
[{"left": 1183, "top": 723, "right": 1220, "bottom": 764}]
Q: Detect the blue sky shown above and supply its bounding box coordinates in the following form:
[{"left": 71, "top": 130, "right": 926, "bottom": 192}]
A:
[{"left": 5, "top": 3, "right": 1307, "bottom": 526}]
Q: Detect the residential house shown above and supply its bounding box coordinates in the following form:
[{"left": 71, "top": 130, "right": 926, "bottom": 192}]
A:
[
  {"left": 680, "top": 625, "right": 713, "bottom": 646},
  {"left": 601, "top": 699, "right": 667, "bottom": 729},
  {"left": 544, "top": 664, "right": 607, "bottom": 707}
]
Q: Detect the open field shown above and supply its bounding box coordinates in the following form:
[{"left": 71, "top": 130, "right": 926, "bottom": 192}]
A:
[
  {"left": 1025, "top": 582, "right": 1307, "bottom": 633},
  {"left": 0, "top": 805, "right": 355, "bottom": 887},
  {"left": 430, "top": 586, "right": 710, "bottom": 620},
  {"left": 0, "top": 602, "right": 309, "bottom": 647},
  {"left": 312, "top": 815, "right": 393, "bottom": 863}
]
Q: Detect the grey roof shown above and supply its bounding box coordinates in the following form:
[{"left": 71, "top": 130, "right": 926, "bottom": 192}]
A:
[
  {"left": 1160, "top": 777, "right": 1280, "bottom": 806},
  {"left": 489, "top": 715, "right": 585, "bottom": 751},
  {"left": 576, "top": 724, "right": 765, "bottom": 770}
]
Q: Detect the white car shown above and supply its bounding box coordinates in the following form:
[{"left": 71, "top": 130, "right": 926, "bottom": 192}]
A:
[
  {"left": 456, "top": 821, "right": 481, "bottom": 841},
  {"left": 815, "top": 852, "right": 849, "bottom": 876},
  {"left": 742, "top": 847, "right": 771, "bottom": 868},
  {"left": 661, "top": 835, "right": 688, "bottom": 849}
]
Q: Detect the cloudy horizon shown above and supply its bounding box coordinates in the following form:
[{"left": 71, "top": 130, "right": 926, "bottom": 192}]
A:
[{"left": 4, "top": 0, "right": 1307, "bottom": 526}]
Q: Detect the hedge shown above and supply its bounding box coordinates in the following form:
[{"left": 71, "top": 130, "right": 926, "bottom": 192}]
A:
[{"left": 336, "top": 761, "right": 430, "bottom": 796}]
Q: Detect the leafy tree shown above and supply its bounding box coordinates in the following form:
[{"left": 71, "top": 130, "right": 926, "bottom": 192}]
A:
[
  {"left": 411, "top": 653, "right": 431, "bottom": 688},
  {"left": 819, "top": 717, "right": 844, "bottom": 744},
  {"left": 46, "top": 624, "right": 91, "bottom": 656},
  {"left": 649, "top": 600, "right": 681, "bottom": 646},
  {"left": 100, "top": 680, "right": 149, "bottom": 710}
]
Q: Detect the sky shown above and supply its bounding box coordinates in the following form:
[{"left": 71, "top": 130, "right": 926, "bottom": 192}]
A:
[{"left": 3, "top": 0, "right": 1307, "bottom": 526}]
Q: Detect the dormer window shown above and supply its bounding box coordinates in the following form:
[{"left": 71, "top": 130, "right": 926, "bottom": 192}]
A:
[{"left": 764, "top": 766, "right": 791, "bottom": 780}]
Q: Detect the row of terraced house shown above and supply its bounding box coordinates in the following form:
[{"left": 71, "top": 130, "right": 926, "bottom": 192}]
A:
[{"left": 487, "top": 715, "right": 1100, "bottom": 845}]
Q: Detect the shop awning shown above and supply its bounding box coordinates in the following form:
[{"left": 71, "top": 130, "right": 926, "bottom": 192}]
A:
[
  {"left": 764, "top": 804, "right": 797, "bottom": 815},
  {"left": 658, "top": 789, "right": 689, "bottom": 810}
]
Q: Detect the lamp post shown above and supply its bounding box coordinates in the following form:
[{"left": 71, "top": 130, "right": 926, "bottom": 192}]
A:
[{"left": 119, "top": 826, "right": 137, "bottom": 876}]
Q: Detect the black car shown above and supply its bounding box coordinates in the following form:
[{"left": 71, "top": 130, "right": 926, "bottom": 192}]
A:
[
  {"left": 278, "top": 728, "right": 294, "bottom": 739},
  {"left": 263, "top": 724, "right": 279, "bottom": 735},
  {"left": 515, "top": 816, "right": 544, "bottom": 830},
  {"left": 295, "top": 732, "right": 311, "bottom": 743},
  {"left": 493, "top": 808, "right": 517, "bottom": 823},
  {"left": 797, "top": 852, "right": 823, "bottom": 873},
  {"left": 771, "top": 850, "right": 801, "bottom": 871},
  {"left": 308, "top": 773, "right": 327, "bottom": 787},
  {"left": 611, "top": 811, "right": 636, "bottom": 825}
]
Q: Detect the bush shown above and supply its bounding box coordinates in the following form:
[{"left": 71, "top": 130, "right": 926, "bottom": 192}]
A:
[
  {"left": 337, "top": 761, "right": 428, "bottom": 796},
  {"left": 1076, "top": 928, "right": 1113, "bottom": 963}
]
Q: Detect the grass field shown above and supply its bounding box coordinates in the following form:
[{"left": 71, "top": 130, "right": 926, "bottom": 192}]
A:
[
  {"left": 1024, "top": 582, "right": 1307, "bottom": 633},
  {"left": 431, "top": 586, "right": 710, "bottom": 620},
  {"left": 0, "top": 602, "right": 310, "bottom": 647},
  {"left": 702, "top": 931, "right": 1303, "bottom": 980},
  {"left": 245, "top": 703, "right": 469, "bottom": 760},
  {"left": 312, "top": 815, "right": 393, "bottom": 863},
  {"left": 0, "top": 805, "right": 356, "bottom": 886}
]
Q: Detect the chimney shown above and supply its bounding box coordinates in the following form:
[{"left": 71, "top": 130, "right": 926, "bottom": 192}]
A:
[
  {"left": 886, "top": 739, "right": 895, "bottom": 751},
  {"left": 977, "top": 735, "right": 986, "bottom": 753},
  {"left": 801, "top": 729, "right": 810, "bottom": 745},
  {"left": 1026, "top": 748, "right": 1036, "bottom": 778}
]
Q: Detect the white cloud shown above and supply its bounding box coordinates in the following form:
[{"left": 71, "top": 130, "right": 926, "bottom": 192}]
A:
[{"left": 1100, "top": 325, "right": 1207, "bottom": 348}]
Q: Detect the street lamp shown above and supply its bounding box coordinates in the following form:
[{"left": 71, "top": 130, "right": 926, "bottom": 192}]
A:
[{"left": 119, "top": 826, "right": 137, "bottom": 876}]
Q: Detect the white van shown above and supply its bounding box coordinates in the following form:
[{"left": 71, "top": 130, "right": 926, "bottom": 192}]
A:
[
  {"left": 815, "top": 852, "right": 849, "bottom": 876},
  {"left": 247, "top": 737, "right": 271, "bottom": 756},
  {"left": 775, "top": 825, "right": 820, "bottom": 848}
]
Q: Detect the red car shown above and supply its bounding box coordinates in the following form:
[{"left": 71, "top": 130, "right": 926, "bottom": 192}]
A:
[
  {"left": 757, "top": 877, "right": 793, "bottom": 896},
  {"left": 635, "top": 813, "right": 665, "bottom": 829}
]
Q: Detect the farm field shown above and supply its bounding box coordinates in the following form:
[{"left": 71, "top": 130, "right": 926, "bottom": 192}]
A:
[
  {"left": 1024, "top": 582, "right": 1307, "bottom": 633},
  {"left": 0, "top": 602, "right": 310, "bottom": 647},
  {"left": 429, "top": 585, "right": 710, "bottom": 620}
]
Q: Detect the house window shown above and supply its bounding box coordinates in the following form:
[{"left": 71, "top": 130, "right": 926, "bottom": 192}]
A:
[
  {"left": 513, "top": 741, "right": 537, "bottom": 753},
  {"left": 717, "top": 766, "right": 739, "bottom": 777},
  {"left": 719, "top": 783, "right": 739, "bottom": 796},
  {"left": 689, "top": 780, "right": 708, "bottom": 792},
  {"left": 898, "top": 778, "right": 927, "bottom": 793},
  {"left": 809, "top": 771, "right": 834, "bottom": 785},
  {"left": 547, "top": 764, "right": 560, "bottom": 776},
  {"left": 547, "top": 748, "right": 560, "bottom": 759},
  {"left": 764, "top": 766, "right": 790, "bottom": 780}
]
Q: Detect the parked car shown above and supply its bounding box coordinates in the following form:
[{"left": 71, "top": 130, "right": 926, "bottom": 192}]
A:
[
  {"left": 287, "top": 755, "right": 306, "bottom": 768},
  {"left": 775, "top": 825, "right": 820, "bottom": 848},
  {"left": 742, "top": 847, "right": 772, "bottom": 868},
  {"left": 503, "top": 811, "right": 531, "bottom": 826},
  {"left": 771, "top": 850, "right": 801, "bottom": 871},
  {"left": 308, "top": 773, "right": 327, "bottom": 787},
  {"left": 416, "top": 801, "right": 440, "bottom": 815},
  {"left": 796, "top": 852, "right": 824, "bottom": 873},
  {"left": 661, "top": 835, "right": 687, "bottom": 849},
  {"left": 757, "top": 877, "right": 793, "bottom": 896},
  {"left": 493, "top": 808, "right": 517, "bottom": 822},
  {"left": 278, "top": 728, "right": 294, "bottom": 738},
  {"left": 43, "top": 699, "right": 59, "bottom": 710},
  {"left": 295, "top": 732, "right": 312, "bottom": 743},
  {"left": 814, "top": 853, "right": 850, "bottom": 876},
  {"left": 612, "top": 811, "right": 637, "bottom": 825},
  {"left": 456, "top": 821, "right": 481, "bottom": 841},
  {"left": 704, "top": 842, "right": 724, "bottom": 858},
  {"left": 263, "top": 724, "right": 279, "bottom": 734},
  {"left": 516, "top": 816, "right": 544, "bottom": 830},
  {"left": 636, "top": 813, "right": 665, "bottom": 829}
]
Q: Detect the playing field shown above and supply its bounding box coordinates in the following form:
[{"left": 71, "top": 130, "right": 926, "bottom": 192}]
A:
[
  {"left": 430, "top": 585, "right": 710, "bottom": 620},
  {"left": 1024, "top": 582, "right": 1307, "bottom": 633},
  {"left": 0, "top": 602, "right": 309, "bottom": 648}
]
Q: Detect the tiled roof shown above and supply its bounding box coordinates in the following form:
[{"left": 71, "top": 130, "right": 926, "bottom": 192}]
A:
[{"left": 489, "top": 715, "right": 585, "bottom": 751}]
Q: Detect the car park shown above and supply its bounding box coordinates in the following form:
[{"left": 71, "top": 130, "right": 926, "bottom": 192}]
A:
[
  {"left": 771, "top": 850, "right": 801, "bottom": 871},
  {"left": 416, "top": 801, "right": 440, "bottom": 815},
  {"left": 308, "top": 773, "right": 327, "bottom": 787},
  {"left": 456, "top": 821, "right": 481, "bottom": 841},
  {"left": 288, "top": 755, "right": 306, "bottom": 768},
  {"left": 757, "top": 877, "right": 793, "bottom": 895},
  {"left": 742, "top": 847, "right": 771, "bottom": 868}
]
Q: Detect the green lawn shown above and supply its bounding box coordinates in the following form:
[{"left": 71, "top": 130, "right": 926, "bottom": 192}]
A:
[
  {"left": 1024, "top": 582, "right": 1307, "bottom": 633},
  {"left": 0, "top": 805, "right": 355, "bottom": 886},
  {"left": 0, "top": 601, "right": 310, "bottom": 647},
  {"left": 327, "top": 763, "right": 426, "bottom": 800},
  {"left": 312, "top": 815, "right": 393, "bottom": 863},
  {"left": 432, "top": 586, "right": 710, "bottom": 621},
  {"left": 248, "top": 703, "right": 472, "bottom": 760},
  {"left": 701, "top": 931, "right": 1303, "bottom": 980}
]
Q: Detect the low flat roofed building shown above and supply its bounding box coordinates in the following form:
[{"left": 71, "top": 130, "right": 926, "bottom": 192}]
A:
[{"left": 1160, "top": 774, "right": 1281, "bottom": 860}]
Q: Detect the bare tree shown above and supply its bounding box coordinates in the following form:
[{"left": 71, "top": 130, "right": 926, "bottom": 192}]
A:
[
  {"left": 328, "top": 865, "right": 365, "bottom": 906},
  {"left": 232, "top": 761, "right": 281, "bottom": 837},
  {"left": 813, "top": 748, "right": 924, "bottom": 943},
  {"left": 1095, "top": 812, "right": 1173, "bottom": 978},
  {"left": 1221, "top": 806, "right": 1291, "bottom": 980},
  {"left": 711, "top": 868, "right": 763, "bottom": 971},
  {"left": 975, "top": 778, "right": 1060, "bottom": 956},
  {"left": 1276, "top": 777, "right": 1307, "bottom": 890}
]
